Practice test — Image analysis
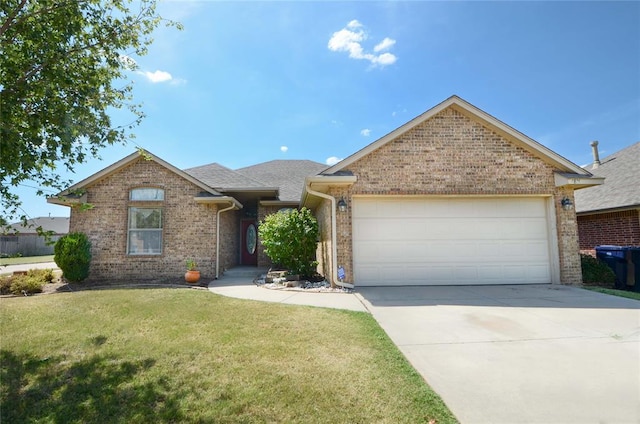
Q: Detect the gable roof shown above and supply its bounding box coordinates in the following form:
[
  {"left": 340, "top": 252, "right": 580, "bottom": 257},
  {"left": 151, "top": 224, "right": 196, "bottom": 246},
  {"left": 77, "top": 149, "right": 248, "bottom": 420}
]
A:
[
  {"left": 48, "top": 150, "right": 226, "bottom": 204},
  {"left": 8, "top": 216, "right": 70, "bottom": 234},
  {"left": 575, "top": 142, "right": 640, "bottom": 213},
  {"left": 183, "top": 163, "right": 267, "bottom": 190},
  {"left": 236, "top": 160, "right": 327, "bottom": 202},
  {"left": 322, "top": 95, "right": 590, "bottom": 177}
]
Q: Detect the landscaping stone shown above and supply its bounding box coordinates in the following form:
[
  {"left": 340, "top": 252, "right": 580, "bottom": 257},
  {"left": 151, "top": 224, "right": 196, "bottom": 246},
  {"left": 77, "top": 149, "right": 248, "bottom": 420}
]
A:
[{"left": 254, "top": 273, "right": 353, "bottom": 293}]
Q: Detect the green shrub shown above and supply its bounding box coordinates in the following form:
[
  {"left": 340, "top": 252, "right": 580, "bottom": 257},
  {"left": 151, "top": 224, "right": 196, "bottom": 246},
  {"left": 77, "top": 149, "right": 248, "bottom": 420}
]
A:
[
  {"left": 9, "top": 275, "right": 45, "bottom": 295},
  {"left": 54, "top": 232, "right": 92, "bottom": 282},
  {"left": 0, "top": 276, "right": 12, "bottom": 294},
  {"left": 0, "top": 268, "right": 56, "bottom": 296},
  {"left": 581, "top": 254, "right": 616, "bottom": 287},
  {"left": 27, "top": 268, "right": 55, "bottom": 283},
  {"left": 258, "top": 208, "right": 319, "bottom": 277}
]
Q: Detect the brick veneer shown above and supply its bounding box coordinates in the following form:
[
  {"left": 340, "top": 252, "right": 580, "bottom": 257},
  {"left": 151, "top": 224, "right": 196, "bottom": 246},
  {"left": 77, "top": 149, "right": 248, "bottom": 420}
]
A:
[
  {"left": 219, "top": 209, "right": 240, "bottom": 274},
  {"left": 578, "top": 209, "right": 640, "bottom": 250},
  {"left": 69, "top": 157, "right": 226, "bottom": 281},
  {"left": 321, "top": 107, "right": 582, "bottom": 285}
]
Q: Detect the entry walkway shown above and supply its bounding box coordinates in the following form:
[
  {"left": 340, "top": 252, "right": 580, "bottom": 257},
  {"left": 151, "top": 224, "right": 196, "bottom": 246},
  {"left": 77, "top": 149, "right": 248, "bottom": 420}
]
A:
[{"left": 208, "top": 267, "right": 368, "bottom": 312}]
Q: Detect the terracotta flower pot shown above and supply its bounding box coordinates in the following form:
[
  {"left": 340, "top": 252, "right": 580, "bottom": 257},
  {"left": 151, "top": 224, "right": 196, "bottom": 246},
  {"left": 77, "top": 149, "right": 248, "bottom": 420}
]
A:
[{"left": 185, "top": 270, "right": 200, "bottom": 284}]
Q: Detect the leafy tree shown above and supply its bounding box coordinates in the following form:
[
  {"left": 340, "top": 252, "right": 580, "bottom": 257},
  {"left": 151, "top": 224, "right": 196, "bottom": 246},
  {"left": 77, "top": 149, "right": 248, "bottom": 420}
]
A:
[
  {"left": 258, "top": 208, "right": 319, "bottom": 277},
  {"left": 54, "top": 232, "right": 92, "bottom": 282},
  {"left": 0, "top": 0, "right": 179, "bottom": 229}
]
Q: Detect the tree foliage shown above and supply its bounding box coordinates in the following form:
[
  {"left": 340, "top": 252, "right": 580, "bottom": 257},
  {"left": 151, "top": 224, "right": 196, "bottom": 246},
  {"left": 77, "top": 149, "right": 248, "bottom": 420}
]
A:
[
  {"left": 0, "top": 0, "right": 178, "bottom": 228},
  {"left": 54, "top": 232, "right": 92, "bottom": 282},
  {"left": 258, "top": 208, "right": 319, "bottom": 277}
]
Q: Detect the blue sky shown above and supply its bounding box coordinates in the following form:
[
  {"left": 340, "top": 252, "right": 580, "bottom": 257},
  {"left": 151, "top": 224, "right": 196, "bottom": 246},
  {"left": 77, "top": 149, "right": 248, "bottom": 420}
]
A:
[{"left": 18, "top": 0, "right": 640, "bottom": 219}]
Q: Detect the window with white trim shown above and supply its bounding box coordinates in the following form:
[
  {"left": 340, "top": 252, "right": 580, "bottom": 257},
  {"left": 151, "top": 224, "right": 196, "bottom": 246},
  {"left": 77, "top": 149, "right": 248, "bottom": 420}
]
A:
[{"left": 127, "top": 188, "right": 164, "bottom": 255}]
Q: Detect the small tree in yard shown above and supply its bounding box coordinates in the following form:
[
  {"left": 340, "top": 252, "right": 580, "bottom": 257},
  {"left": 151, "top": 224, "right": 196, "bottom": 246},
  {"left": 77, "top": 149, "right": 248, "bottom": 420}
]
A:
[
  {"left": 54, "top": 232, "right": 92, "bottom": 282},
  {"left": 259, "top": 208, "right": 319, "bottom": 277}
]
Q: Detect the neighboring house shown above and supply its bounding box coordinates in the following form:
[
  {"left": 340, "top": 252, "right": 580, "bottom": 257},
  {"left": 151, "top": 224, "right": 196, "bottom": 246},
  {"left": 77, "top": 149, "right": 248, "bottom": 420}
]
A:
[
  {"left": 1, "top": 216, "right": 70, "bottom": 257},
  {"left": 574, "top": 141, "right": 640, "bottom": 254},
  {"left": 49, "top": 95, "right": 602, "bottom": 285}
]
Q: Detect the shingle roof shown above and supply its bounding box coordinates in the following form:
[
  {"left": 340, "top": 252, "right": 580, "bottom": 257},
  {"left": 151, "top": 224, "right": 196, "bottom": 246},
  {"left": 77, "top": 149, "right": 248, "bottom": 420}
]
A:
[
  {"left": 236, "top": 160, "right": 327, "bottom": 202},
  {"left": 183, "top": 163, "right": 265, "bottom": 190},
  {"left": 9, "top": 217, "right": 70, "bottom": 234},
  {"left": 575, "top": 142, "right": 640, "bottom": 213}
]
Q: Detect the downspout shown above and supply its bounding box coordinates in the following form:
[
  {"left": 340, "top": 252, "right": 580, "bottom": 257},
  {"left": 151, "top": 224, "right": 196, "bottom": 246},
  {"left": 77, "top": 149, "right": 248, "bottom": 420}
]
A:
[
  {"left": 304, "top": 184, "right": 353, "bottom": 289},
  {"left": 216, "top": 202, "right": 236, "bottom": 279}
]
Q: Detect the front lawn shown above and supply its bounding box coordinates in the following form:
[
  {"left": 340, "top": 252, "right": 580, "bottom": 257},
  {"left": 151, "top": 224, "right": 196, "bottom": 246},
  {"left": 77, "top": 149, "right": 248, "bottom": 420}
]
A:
[
  {"left": 584, "top": 286, "right": 640, "bottom": 301},
  {"left": 1, "top": 289, "right": 456, "bottom": 423}
]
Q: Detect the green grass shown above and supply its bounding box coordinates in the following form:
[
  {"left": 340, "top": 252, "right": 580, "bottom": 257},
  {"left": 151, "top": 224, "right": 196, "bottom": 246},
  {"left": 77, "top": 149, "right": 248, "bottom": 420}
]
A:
[
  {"left": 0, "top": 255, "right": 54, "bottom": 266},
  {"left": 1, "top": 289, "right": 457, "bottom": 423},
  {"left": 584, "top": 286, "right": 640, "bottom": 301}
]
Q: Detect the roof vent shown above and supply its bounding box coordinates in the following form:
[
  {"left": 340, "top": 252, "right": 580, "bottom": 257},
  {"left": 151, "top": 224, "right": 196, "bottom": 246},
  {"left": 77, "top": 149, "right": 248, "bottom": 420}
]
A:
[{"left": 590, "top": 140, "right": 601, "bottom": 169}]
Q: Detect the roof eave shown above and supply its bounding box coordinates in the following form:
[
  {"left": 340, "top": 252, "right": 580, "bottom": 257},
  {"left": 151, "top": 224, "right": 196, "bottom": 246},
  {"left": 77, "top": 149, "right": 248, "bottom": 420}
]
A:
[
  {"left": 301, "top": 175, "right": 358, "bottom": 208},
  {"left": 576, "top": 204, "right": 640, "bottom": 216},
  {"left": 46, "top": 193, "right": 88, "bottom": 207},
  {"left": 554, "top": 173, "right": 605, "bottom": 189},
  {"left": 55, "top": 150, "right": 223, "bottom": 198},
  {"left": 194, "top": 196, "right": 243, "bottom": 209}
]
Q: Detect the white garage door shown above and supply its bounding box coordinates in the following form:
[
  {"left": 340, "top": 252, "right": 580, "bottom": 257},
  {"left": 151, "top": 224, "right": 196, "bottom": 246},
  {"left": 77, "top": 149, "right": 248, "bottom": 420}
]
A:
[{"left": 352, "top": 197, "right": 553, "bottom": 286}]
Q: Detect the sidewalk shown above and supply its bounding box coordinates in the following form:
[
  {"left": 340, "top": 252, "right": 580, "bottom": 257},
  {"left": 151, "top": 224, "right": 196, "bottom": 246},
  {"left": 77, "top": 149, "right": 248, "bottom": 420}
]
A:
[{"left": 0, "top": 262, "right": 59, "bottom": 275}]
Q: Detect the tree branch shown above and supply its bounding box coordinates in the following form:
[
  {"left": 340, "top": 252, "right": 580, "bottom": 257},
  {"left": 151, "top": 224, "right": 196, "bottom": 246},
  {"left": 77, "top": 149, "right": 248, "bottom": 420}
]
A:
[{"left": 0, "top": 0, "right": 27, "bottom": 38}]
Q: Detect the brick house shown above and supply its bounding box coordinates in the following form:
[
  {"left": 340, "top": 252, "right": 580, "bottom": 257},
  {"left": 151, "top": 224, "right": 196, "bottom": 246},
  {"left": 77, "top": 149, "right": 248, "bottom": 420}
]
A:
[
  {"left": 48, "top": 153, "right": 325, "bottom": 280},
  {"left": 574, "top": 141, "right": 640, "bottom": 254},
  {"left": 50, "top": 95, "right": 601, "bottom": 285},
  {"left": 302, "top": 96, "right": 602, "bottom": 286}
]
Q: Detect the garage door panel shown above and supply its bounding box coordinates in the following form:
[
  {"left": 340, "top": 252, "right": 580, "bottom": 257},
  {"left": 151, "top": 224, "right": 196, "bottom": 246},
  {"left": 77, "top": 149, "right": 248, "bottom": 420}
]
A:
[{"left": 353, "top": 197, "right": 552, "bottom": 286}]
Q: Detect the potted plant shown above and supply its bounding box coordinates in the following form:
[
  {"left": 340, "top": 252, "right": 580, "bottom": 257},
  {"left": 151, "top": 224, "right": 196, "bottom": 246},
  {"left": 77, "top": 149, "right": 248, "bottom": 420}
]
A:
[{"left": 185, "top": 259, "right": 200, "bottom": 284}]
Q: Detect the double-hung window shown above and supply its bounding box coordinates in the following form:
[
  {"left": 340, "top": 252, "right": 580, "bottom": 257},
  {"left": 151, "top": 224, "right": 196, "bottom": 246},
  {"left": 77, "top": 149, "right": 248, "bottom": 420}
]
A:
[{"left": 127, "top": 188, "right": 164, "bottom": 255}]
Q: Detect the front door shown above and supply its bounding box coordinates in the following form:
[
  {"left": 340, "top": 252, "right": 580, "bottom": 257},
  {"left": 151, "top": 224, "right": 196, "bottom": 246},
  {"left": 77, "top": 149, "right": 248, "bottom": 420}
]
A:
[{"left": 241, "top": 220, "right": 258, "bottom": 266}]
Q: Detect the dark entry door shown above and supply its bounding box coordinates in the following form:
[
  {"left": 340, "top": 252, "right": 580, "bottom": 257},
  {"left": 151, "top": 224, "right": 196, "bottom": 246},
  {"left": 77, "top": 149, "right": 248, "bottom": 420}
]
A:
[{"left": 241, "top": 220, "right": 258, "bottom": 266}]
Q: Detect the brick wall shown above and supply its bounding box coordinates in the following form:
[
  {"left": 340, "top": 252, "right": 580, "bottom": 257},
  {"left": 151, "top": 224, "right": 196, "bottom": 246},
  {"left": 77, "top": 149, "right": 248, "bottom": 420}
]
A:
[
  {"left": 314, "top": 198, "right": 333, "bottom": 280},
  {"left": 326, "top": 107, "right": 582, "bottom": 285},
  {"left": 69, "top": 157, "right": 223, "bottom": 281},
  {"left": 578, "top": 209, "right": 640, "bottom": 250},
  {"left": 219, "top": 209, "right": 240, "bottom": 274}
]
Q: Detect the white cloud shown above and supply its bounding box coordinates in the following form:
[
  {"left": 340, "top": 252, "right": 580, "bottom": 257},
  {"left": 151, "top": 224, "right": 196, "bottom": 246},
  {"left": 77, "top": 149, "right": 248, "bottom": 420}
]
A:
[
  {"left": 360, "top": 128, "right": 371, "bottom": 137},
  {"left": 325, "top": 156, "right": 343, "bottom": 166},
  {"left": 328, "top": 20, "right": 397, "bottom": 68},
  {"left": 140, "top": 70, "right": 173, "bottom": 83},
  {"left": 374, "top": 37, "right": 396, "bottom": 52},
  {"left": 280, "top": 146, "right": 288, "bottom": 153}
]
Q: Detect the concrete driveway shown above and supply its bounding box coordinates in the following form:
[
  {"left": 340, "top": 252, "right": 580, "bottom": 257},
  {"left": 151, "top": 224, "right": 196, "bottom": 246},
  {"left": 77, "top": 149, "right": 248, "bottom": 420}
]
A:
[{"left": 356, "top": 284, "right": 640, "bottom": 424}]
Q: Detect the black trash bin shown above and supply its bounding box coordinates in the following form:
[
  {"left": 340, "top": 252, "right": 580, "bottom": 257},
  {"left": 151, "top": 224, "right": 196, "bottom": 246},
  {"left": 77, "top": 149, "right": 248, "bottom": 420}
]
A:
[
  {"left": 629, "top": 247, "right": 640, "bottom": 293},
  {"left": 595, "top": 246, "right": 628, "bottom": 290}
]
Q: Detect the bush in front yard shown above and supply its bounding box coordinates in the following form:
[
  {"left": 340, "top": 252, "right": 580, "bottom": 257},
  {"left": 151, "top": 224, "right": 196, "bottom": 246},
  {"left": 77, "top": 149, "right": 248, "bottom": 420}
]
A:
[
  {"left": 581, "top": 254, "right": 615, "bottom": 287},
  {"left": 0, "top": 269, "right": 55, "bottom": 295},
  {"left": 54, "top": 232, "right": 92, "bottom": 282},
  {"left": 259, "top": 208, "right": 319, "bottom": 277}
]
